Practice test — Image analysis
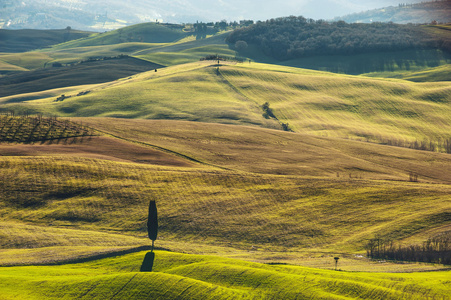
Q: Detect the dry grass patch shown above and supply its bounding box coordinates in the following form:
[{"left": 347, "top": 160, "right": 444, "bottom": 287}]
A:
[
  {"left": 1, "top": 156, "right": 449, "bottom": 259},
  {"left": 0, "top": 136, "right": 196, "bottom": 167},
  {"left": 78, "top": 118, "right": 451, "bottom": 183}
]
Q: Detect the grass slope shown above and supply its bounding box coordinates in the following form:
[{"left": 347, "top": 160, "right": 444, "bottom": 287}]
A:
[
  {"left": 0, "top": 135, "right": 196, "bottom": 167},
  {"left": 363, "top": 64, "right": 451, "bottom": 82},
  {"left": 50, "top": 23, "right": 189, "bottom": 50},
  {"left": 0, "top": 29, "right": 93, "bottom": 53},
  {"left": 0, "top": 26, "right": 229, "bottom": 75},
  {"left": 3, "top": 62, "right": 280, "bottom": 128},
  {"left": 0, "top": 57, "right": 163, "bottom": 98},
  {"left": 1, "top": 123, "right": 450, "bottom": 258},
  {"left": 6, "top": 61, "right": 450, "bottom": 147},
  {"left": 0, "top": 60, "right": 28, "bottom": 74},
  {"left": 138, "top": 44, "right": 236, "bottom": 67},
  {"left": 40, "top": 43, "right": 163, "bottom": 65},
  {"left": 78, "top": 118, "right": 451, "bottom": 182},
  {"left": 219, "top": 63, "right": 451, "bottom": 144},
  {"left": 1, "top": 250, "right": 450, "bottom": 299},
  {"left": 38, "top": 34, "right": 233, "bottom": 68},
  {"left": 0, "top": 52, "right": 53, "bottom": 71},
  {"left": 1, "top": 118, "right": 450, "bottom": 298}
]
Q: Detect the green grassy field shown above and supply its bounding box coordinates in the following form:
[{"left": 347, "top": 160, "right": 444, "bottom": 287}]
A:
[
  {"left": 1, "top": 250, "right": 450, "bottom": 300},
  {"left": 0, "top": 60, "right": 28, "bottom": 74},
  {"left": 48, "top": 23, "right": 190, "bottom": 50},
  {"left": 76, "top": 118, "right": 451, "bottom": 182},
  {"left": 0, "top": 56, "right": 162, "bottom": 97},
  {"left": 1, "top": 101, "right": 450, "bottom": 299},
  {"left": 0, "top": 28, "right": 93, "bottom": 53},
  {"left": 0, "top": 52, "right": 54, "bottom": 70},
  {"left": 0, "top": 26, "right": 230, "bottom": 77},
  {"left": 362, "top": 64, "right": 451, "bottom": 82},
  {"left": 4, "top": 61, "right": 450, "bottom": 149},
  {"left": 1, "top": 120, "right": 450, "bottom": 264},
  {"left": 1, "top": 23, "right": 451, "bottom": 299}
]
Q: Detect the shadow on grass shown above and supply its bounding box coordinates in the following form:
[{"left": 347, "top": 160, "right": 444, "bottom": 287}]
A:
[
  {"left": 3, "top": 245, "right": 172, "bottom": 267},
  {"left": 140, "top": 251, "right": 155, "bottom": 272}
]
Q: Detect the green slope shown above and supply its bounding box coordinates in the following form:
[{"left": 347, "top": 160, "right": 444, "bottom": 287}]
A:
[
  {"left": 1, "top": 251, "right": 450, "bottom": 299},
  {"left": 5, "top": 61, "right": 450, "bottom": 147},
  {"left": 0, "top": 29, "right": 93, "bottom": 53},
  {"left": 50, "top": 23, "right": 189, "bottom": 50},
  {"left": 0, "top": 52, "right": 54, "bottom": 71},
  {"left": 2, "top": 62, "right": 280, "bottom": 128},
  {"left": 363, "top": 64, "right": 451, "bottom": 82},
  {"left": 1, "top": 145, "right": 449, "bottom": 255},
  {"left": 77, "top": 118, "right": 451, "bottom": 182},
  {"left": 0, "top": 56, "right": 163, "bottom": 98},
  {"left": 0, "top": 31, "right": 233, "bottom": 84},
  {"left": 41, "top": 32, "right": 233, "bottom": 67},
  {"left": 0, "top": 60, "right": 28, "bottom": 74}
]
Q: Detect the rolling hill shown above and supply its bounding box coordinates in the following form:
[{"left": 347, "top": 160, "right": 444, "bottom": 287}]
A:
[
  {"left": 0, "top": 28, "right": 93, "bottom": 53},
  {"left": 0, "top": 116, "right": 450, "bottom": 299},
  {"left": 0, "top": 56, "right": 163, "bottom": 97},
  {"left": 1, "top": 18, "right": 451, "bottom": 300},
  {"left": 2, "top": 61, "right": 450, "bottom": 149},
  {"left": 2, "top": 23, "right": 449, "bottom": 78},
  {"left": 1, "top": 250, "right": 450, "bottom": 299},
  {"left": 227, "top": 17, "right": 451, "bottom": 75},
  {"left": 1, "top": 118, "right": 450, "bottom": 254},
  {"left": 2, "top": 0, "right": 447, "bottom": 31},
  {"left": 335, "top": 0, "right": 451, "bottom": 24},
  {"left": 48, "top": 22, "right": 190, "bottom": 50}
]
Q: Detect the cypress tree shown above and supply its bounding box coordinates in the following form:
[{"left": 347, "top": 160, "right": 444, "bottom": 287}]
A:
[{"left": 147, "top": 200, "right": 158, "bottom": 250}]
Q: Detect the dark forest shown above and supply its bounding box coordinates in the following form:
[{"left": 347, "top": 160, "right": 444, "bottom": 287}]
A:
[{"left": 226, "top": 16, "right": 450, "bottom": 60}]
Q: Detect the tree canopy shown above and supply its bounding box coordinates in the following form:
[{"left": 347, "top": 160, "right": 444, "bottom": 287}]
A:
[{"left": 226, "top": 16, "right": 448, "bottom": 60}]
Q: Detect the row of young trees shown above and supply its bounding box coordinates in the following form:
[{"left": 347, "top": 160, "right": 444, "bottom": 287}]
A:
[
  {"left": 381, "top": 137, "right": 451, "bottom": 154},
  {"left": 366, "top": 233, "right": 451, "bottom": 265},
  {"left": 226, "top": 16, "right": 449, "bottom": 60},
  {"left": 0, "top": 114, "right": 95, "bottom": 143}
]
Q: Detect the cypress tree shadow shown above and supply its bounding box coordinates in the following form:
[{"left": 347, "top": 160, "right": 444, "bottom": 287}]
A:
[
  {"left": 141, "top": 200, "right": 158, "bottom": 272},
  {"left": 140, "top": 251, "right": 155, "bottom": 272}
]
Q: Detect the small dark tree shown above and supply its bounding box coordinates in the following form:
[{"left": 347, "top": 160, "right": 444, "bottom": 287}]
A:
[
  {"left": 409, "top": 172, "right": 418, "bottom": 182},
  {"left": 334, "top": 257, "right": 340, "bottom": 270},
  {"left": 281, "top": 122, "right": 291, "bottom": 132},
  {"left": 262, "top": 102, "right": 276, "bottom": 119},
  {"left": 141, "top": 200, "right": 158, "bottom": 272},
  {"left": 63, "top": 26, "right": 72, "bottom": 42}
]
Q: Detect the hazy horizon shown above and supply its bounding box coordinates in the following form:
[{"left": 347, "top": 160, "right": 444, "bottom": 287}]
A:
[
  {"left": 181, "top": 0, "right": 425, "bottom": 22},
  {"left": 0, "top": 0, "right": 431, "bottom": 31}
]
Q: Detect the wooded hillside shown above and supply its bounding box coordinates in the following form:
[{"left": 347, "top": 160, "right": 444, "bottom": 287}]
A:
[{"left": 226, "top": 17, "right": 450, "bottom": 61}]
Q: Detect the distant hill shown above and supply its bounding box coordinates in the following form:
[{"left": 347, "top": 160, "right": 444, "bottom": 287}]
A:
[
  {"left": 0, "top": 56, "right": 163, "bottom": 98},
  {"left": 0, "top": 28, "right": 93, "bottom": 53},
  {"left": 334, "top": 0, "right": 451, "bottom": 24},
  {"left": 227, "top": 17, "right": 450, "bottom": 61},
  {"left": 50, "top": 23, "right": 190, "bottom": 50},
  {"left": 227, "top": 17, "right": 451, "bottom": 74},
  {"left": 2, "top": 0, "right": 431, "bottom": 31}
]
